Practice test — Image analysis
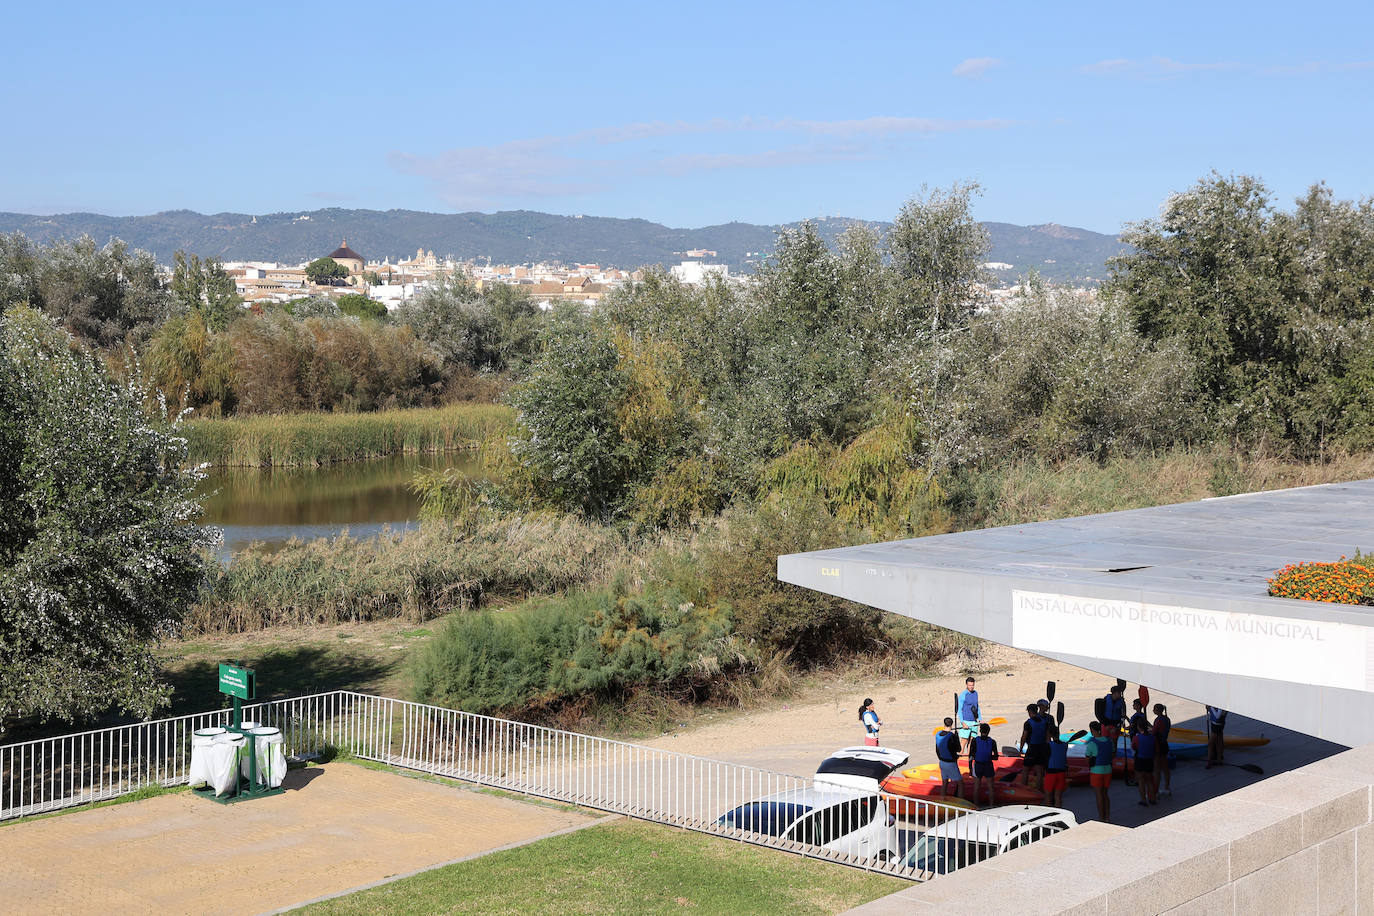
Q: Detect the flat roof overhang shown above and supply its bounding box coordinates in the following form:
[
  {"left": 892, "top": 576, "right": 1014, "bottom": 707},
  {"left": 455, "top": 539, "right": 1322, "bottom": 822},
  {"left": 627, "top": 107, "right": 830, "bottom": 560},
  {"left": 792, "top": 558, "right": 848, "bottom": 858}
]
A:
[{"left": 778, "top": 479, "right": 1374, "bottom": 747}]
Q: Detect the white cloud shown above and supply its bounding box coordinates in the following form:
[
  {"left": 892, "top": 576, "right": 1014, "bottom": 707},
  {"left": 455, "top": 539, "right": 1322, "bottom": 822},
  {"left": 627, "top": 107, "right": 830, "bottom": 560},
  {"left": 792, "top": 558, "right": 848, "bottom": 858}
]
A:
[
  {"left": 953, "top": 57, "right": 1002, "bottom": 79},
  {"left": 391, "top": 116, "right": 1015, "bottom": 209}
]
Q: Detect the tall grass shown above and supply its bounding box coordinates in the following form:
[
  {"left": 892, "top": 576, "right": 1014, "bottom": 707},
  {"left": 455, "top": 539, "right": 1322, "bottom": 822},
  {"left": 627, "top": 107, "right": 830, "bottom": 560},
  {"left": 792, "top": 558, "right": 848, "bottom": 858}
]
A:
[
  {"left": 184, "top": 403, "right": 514, "bottom": 467},
  {"left": 188, "top": 514, "right": 630, "bottom": 633}
]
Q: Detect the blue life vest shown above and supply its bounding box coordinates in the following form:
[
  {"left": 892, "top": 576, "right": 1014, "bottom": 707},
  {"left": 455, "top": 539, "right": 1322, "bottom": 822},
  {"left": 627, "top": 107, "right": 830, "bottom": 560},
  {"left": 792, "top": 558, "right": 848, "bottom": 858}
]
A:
[
  {"left": 1136, "top": 732, "right": 1157, "bottom": 758},
  {"left": 936, "top": 730, "right": 959, "bottom": 762},
  {"left": 1047, "top": 741, "right": 1069, "bottom": 770},
  {"left": 1026, "top": 715, "right": 1048, "bottom": 744},
  {"left": 959, "top": 690, "right": 979, "bottom": 722},
  {"left": 972, "top": 735, "right": 995, "bottom": 763}
]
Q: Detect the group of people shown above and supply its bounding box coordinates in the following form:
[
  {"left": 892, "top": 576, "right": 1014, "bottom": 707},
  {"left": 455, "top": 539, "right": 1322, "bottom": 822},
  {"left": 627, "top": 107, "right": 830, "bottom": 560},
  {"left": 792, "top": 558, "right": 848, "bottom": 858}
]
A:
[{"left": 860, "top": 679, "right": 1232, "bottom": 824}]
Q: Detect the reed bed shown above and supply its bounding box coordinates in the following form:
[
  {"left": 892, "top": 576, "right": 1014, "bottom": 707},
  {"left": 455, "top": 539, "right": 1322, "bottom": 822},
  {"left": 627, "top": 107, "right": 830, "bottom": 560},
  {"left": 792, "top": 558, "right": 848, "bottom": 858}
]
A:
[
  {"left": 184, "top": 403, "right": 514, "bottom": 467},
  {"left": 188, "top": 514, "right": 631, "bottom": 633}
]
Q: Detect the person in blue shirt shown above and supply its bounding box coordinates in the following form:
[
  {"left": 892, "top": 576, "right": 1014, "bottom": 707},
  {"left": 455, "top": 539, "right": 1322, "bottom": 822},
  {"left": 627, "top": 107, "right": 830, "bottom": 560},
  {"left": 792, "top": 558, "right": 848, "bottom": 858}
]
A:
[
  {"left": 1018, "top": 703, "right": 1050, "bottom": 790},
  {"left": 1134, "top": 729, "right": 1158, "bottom": 806},
  {"left": 969, "top": 722, "right": 999, "bottom": 807},
  {"left": 859, "top": 698, "right": 882, "bottom": 747},
  {"left": 935, "top": 717, "right": 964, "bottom": 800},
  {"left": 1043, "top": 731, "right": 1069, "bottom": 808},
  {"left": 1085, "top": 720, "right": 1116, "bottom": 823},
  {"left": 957, "top": 676, "right": 980, "bottom": 759}
]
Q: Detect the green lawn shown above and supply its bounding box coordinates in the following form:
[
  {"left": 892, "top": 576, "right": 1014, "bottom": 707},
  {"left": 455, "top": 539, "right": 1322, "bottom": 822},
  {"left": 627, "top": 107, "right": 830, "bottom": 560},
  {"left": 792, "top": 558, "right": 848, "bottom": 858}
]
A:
[{"left": 294, "top": 819, "right": 906, "bottom": 916}]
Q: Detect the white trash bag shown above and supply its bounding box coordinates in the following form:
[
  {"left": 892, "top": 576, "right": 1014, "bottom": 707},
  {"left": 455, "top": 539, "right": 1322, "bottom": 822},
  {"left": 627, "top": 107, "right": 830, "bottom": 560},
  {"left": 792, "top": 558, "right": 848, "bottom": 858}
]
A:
[
  {"left": 188, "top": 727, "right": 226, "bottom": 788},
  {"left": 246, "top": 726, "right": 287, "bottom": 789},
  {"left": 210, "top": 732, "right": 247, "bottom": 796}
]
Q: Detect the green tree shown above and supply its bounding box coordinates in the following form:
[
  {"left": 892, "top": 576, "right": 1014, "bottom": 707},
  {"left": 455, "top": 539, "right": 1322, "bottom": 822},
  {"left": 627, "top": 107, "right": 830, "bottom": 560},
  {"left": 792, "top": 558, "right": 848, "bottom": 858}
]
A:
[
  {"left": 888, "top": 182, "right": 991, "bottom": 334},
  {"left": 0, "top": 308, "right": 216, "bottom": 733},
  {"left": 172, "top": 251, "right": 239, "bottom": 330},
  {"left": 305, "top": 257, "right": 350, "bottom": 286},
  {"left": 20, "top": 235, "right": 172, "bottom": 348},
  {"left": 507, "top": 309, "right": 633, "bottom": 517}
]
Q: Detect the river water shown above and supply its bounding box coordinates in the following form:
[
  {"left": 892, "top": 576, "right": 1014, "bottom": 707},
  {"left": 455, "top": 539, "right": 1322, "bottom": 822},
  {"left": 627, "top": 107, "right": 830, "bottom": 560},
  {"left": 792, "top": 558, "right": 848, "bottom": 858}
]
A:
[{"left": 197, "top": 452, "right": 481, "bottom": 560}]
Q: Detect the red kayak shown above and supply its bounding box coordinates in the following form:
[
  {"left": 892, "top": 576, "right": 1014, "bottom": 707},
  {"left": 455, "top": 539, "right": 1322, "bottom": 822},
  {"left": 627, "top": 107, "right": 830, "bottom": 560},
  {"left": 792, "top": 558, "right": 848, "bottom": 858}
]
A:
[{"left": 881, "top": 764, "right": 1045, "bottom": 811}]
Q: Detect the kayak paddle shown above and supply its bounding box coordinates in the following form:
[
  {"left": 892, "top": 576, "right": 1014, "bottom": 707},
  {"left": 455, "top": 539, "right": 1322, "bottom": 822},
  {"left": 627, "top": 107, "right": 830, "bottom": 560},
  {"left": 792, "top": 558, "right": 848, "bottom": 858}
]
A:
[
  {"left": 1046, "top": 680, "right": 1056, "bottom": 703},
  {"left": 932, "top": 717, "right": 1006, "bottom": 735}
]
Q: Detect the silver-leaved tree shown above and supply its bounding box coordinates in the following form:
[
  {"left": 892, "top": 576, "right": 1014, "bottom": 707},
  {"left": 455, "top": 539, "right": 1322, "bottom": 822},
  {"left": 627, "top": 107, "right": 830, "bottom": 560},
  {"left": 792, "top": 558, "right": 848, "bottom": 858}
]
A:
[{"left": 0, "top": 307, "right": 218, "bottom": 735}]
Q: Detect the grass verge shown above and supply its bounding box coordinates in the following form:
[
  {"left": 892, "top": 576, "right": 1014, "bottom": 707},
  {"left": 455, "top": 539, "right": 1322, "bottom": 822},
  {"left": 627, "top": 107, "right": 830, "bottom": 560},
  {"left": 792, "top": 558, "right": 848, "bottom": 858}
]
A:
[
  {"left": 185, "top": 403, "right": 513, "bottom": 467},
  {"left": 292, "top": 818, "right": 906, "bottom": 916},
  {"left": 0, "top": 784, "right": 184, "bottom": 828}
]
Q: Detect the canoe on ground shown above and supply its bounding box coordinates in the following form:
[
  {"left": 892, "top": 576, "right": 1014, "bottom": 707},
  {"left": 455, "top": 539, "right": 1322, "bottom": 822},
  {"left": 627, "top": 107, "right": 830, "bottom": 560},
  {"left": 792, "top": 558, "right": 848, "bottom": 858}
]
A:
[
  {"left": 1167, "top": 727, "right": 1269, "bottom": 748},
  {"left": 883, "top": 764, "right": 1044, "bottom": 807}
]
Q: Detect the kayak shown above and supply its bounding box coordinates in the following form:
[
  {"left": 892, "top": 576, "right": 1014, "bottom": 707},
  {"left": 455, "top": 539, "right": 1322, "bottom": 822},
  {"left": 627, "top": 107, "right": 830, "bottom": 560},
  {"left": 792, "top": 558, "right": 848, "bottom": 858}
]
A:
[
  {"left": 1167, "top": 727, "right": 1269, "bottom": 748},
  {"left": 1063, "top": 733, "right": 1205, "bottom": 759},
  {"left": 884, "top": 764, "right": 1045, "bottom": 807},
  {"left": 878, "top": 777, "right": 979, "bottom": 820}
]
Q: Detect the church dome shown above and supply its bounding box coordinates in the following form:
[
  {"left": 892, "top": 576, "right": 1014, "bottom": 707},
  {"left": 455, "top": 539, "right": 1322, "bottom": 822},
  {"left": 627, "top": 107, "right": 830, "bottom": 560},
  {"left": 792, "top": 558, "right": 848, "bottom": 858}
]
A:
[{"left": 329, "top": 238, "right": 364, "bottom": 263}]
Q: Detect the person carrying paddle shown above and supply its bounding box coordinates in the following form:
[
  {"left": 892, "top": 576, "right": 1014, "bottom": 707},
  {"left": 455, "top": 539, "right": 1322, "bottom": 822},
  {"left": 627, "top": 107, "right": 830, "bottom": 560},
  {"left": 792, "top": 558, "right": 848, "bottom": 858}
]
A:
[
  {"left": 859, "top": 698, "right": 882, "bottom": 747},
  {"left": 969, "top": 722, "right": 999, "bottom": 806},
  {"left": 1101, "top": 684, "right": 1128, "bottom": 768},
  {"left": 1018, "top": 703, "right": 1050, "bottom": 790},
  {"left": 1085, "top": 720, "right": 1115, "bottom": 823},
  {"left": 957, "top": 676, "right": 980, "bottom": 757},
  {"left": 935, "top": 717, "right": 964, "bottom": 800},
  {"left": 1152, "top": 703, "right": 1173, "bottom": 796}
]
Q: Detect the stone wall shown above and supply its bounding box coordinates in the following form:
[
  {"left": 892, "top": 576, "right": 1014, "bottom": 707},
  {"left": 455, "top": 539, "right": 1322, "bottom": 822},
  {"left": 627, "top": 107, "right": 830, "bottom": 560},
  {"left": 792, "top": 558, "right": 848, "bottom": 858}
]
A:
[{"left": 848, "top": 744, "right": 1374, "bottom": 915}]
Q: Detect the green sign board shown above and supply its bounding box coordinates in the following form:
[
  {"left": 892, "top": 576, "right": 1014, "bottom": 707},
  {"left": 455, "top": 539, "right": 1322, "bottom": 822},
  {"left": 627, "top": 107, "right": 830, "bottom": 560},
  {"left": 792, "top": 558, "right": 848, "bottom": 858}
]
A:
[{"left": 218, "top": 663, "right": 255, "bottom": 700}]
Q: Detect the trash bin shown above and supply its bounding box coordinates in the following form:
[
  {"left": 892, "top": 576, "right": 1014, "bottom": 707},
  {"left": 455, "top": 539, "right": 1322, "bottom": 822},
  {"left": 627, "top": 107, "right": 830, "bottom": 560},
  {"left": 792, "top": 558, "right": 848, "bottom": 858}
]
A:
[
  {"left": 210, "top": 732, "right": 247, "bottom": 796},
  {"left": 247, "top": 726, "right": 287, "bottom": 788},
  {"left": 188, "top": 727, "right": 226, "bottom": 788}
]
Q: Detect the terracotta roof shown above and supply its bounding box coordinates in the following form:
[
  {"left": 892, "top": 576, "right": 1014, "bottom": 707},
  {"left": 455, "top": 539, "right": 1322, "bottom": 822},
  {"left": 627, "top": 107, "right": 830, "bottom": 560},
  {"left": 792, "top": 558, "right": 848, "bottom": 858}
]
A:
[{"left": 329, "top": 238, "right": 364, "bottom": 262}]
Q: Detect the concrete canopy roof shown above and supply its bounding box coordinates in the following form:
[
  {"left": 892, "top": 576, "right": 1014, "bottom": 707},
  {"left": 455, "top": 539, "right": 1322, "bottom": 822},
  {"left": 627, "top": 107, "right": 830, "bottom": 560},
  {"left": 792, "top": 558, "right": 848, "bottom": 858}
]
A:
[{"left": 778, "top": 479, "right": 1374, "bottom": 746}]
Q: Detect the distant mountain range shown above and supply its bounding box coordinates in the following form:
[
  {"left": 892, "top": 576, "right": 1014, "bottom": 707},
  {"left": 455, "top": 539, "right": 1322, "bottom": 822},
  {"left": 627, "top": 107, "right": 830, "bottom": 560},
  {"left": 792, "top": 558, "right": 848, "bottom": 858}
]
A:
[{"left": 0, "top": 208, "right": 1127, "bottom": 285}]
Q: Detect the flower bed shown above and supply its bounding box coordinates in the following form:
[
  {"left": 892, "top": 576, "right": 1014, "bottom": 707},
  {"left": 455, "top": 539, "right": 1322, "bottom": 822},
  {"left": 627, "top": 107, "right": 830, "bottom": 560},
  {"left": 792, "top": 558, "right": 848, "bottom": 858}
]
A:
[{"left": 1267, "top": 556, "right": 1374, "bottom": 606}]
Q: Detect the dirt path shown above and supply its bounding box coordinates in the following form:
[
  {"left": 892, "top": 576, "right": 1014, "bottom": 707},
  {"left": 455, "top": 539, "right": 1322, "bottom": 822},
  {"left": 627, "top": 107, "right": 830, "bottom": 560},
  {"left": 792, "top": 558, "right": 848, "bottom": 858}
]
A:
[{"left": 0, "top": 763, "right": 593, "bottom": 916}]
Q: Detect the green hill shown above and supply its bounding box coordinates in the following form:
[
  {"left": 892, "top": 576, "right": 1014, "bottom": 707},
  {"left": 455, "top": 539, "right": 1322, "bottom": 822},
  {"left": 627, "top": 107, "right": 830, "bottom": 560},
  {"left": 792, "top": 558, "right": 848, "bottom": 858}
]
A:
[{"left": 0, "top": 208, "right": 1126, "bottom": 285}]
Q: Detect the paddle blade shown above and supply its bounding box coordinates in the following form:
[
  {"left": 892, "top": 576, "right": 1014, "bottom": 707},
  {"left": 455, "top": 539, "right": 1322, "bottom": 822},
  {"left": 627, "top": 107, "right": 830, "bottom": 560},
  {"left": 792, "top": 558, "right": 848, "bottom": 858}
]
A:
[
  {"left": 954, "top": 692, "right": 959, "bottom": 719},
  {"left": 1116, "top": 677, "right": 1127, "bottom": 693},
  {"left": 1237, "top": 762, "right": 1264, "bottom": 775},
  {"left": 1139, "top": 685, "right": 1150, "bottom": 709},
  {"left": 987, "top": 717, "right": 1008, "bottom": 727},
  {"left": 1067, "top": 730, "right": 1088, "bottom": 742},
  {"left": 1046, "top": 680, "right": 1056, "bottom": 703}
]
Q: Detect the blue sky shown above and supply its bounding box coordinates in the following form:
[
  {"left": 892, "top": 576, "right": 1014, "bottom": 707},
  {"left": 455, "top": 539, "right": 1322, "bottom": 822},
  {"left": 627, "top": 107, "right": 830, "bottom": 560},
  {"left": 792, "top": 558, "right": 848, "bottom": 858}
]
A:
[{"left": 2, "top": 1, "right": 1371, "bottom": 232}]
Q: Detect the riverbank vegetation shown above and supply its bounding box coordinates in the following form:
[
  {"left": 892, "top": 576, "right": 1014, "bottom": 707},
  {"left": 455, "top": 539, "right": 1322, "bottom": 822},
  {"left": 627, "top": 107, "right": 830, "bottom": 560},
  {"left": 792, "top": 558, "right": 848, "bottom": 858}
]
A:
[
  {"left": 184, "top": 402, "right": 512, "bottom": 466},
  {"left": 6, "top": 173, "right": 1374, "bottom": 736}
]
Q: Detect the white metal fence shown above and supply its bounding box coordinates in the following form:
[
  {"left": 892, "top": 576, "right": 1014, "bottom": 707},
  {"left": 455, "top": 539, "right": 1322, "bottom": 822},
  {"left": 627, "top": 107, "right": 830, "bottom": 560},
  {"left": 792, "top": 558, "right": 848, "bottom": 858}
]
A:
[{"left": 1, "top": 691, "right": 1066, "bottom": 880}]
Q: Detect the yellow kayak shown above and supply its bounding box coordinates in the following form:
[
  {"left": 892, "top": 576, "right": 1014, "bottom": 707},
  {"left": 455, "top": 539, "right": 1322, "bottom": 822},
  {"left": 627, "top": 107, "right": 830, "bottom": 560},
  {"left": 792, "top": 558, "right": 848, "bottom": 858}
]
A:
[{"left": 1168, "top": 727, "right": 1269, "bottom": 748}]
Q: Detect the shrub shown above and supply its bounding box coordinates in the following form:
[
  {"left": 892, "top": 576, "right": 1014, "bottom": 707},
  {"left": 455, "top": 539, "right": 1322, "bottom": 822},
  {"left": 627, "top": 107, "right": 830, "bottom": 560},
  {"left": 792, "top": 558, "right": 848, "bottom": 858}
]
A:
[{"left": 411, "top": 581, "right": 752, "bottom": 717}]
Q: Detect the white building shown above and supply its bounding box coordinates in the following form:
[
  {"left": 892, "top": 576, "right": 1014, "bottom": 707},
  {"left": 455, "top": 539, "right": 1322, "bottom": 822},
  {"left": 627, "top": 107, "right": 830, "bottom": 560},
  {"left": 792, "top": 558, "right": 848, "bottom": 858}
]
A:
[{"left": 670, "top": 260, "right": 728, "bottom": 286}]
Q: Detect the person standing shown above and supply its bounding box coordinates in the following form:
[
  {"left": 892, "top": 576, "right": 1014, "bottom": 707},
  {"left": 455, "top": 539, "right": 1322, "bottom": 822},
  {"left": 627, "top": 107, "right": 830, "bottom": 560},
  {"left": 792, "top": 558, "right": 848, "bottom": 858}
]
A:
[
  {"left": 1134, "top": 728, "right": 1158, "bottom": 806},
  {"left": 935, "top": 717, "right": 964, "bottom": 800},
  {"left": 970, "top": 723, "right": 999, "bottom": 806},
  {"left": 1043, "top": 730, "right": 1069, "bottom": 809},
  {"left": 1018, "top": 703, "right": 1050, "bottom": 790},
  {"left": 957, "top": 676, "right": 981, "bottom": 758},
  {"left": 1152, "top": 703, "right": 1173, "bottom": 796},
  {"left": 1205, "top": 706, "right": 1228, "bottom": 769},
  {"left": 859, "top": 698, "right": 882, "bottom": 746},
  {"left": 1085, "top": 720, "right": 1115, "bottom": 823}
]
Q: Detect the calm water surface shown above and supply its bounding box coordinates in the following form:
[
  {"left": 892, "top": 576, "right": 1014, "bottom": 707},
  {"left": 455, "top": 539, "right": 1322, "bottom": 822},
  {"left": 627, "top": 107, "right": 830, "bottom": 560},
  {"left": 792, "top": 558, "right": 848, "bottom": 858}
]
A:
[{"left": 198, "top": 451, "right": 481, "bottom": 560}]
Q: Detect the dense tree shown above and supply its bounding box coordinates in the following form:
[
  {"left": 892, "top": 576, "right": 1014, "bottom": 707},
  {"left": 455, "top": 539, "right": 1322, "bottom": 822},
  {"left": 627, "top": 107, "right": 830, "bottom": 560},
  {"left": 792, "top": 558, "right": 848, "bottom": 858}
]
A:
[
  {"left": 305, "top": 256, "right": 350, "bottom": 286},
  {"left": 338, "top": 293, "right": 387, "bottom": 321},
  {"left": 0, "top": 235, "right": 172, "bottom": 348},
  {"left": 888, "top": 182, "right": 991, "bottom": 334},
  {"left": 0, "top": 308, "right": 216, "bottom": 733},
  {"left": 171, "top": 251, "right": 239, "bottom": 330},
  {"left": 394, "top": 270, "right": 541, "bottom": 372},
  {"left": 1107, "top": 173, "right": 1374, "bottom": 446}
]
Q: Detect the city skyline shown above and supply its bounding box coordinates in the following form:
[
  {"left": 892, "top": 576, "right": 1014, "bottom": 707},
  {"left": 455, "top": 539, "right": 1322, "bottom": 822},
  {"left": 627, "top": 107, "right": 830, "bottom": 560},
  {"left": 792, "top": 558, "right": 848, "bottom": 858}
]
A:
[{"left": 3, "top": 1, "right": 1372, "bottom": 233}]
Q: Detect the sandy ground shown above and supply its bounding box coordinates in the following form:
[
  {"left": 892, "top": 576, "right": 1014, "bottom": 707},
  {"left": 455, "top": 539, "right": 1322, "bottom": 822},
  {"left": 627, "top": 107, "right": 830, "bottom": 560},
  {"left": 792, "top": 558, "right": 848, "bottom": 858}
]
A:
[
  {"left": 0, "top": 763, "right": 593, "bottom": 916},
  {"left": 645, "top": 645, "right": 1342, "bottom": 829}
]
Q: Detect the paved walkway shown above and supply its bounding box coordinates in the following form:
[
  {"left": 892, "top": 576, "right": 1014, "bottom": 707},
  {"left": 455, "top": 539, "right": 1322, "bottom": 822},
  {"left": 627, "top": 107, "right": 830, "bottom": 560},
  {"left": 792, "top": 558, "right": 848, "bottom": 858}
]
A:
[{"left": 0, "top": 763, "right": 593, "bottom": 915}]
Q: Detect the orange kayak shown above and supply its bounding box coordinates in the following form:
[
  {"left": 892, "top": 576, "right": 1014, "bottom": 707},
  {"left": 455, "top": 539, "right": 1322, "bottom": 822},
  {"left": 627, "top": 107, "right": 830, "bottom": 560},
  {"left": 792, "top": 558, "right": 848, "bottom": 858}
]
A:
[
  {"left": 1167, "top": 728, "right": 1269, "bottom": 748},
  {"left": 884, "top": 764, "right": 1045, "bottom": 808}
]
